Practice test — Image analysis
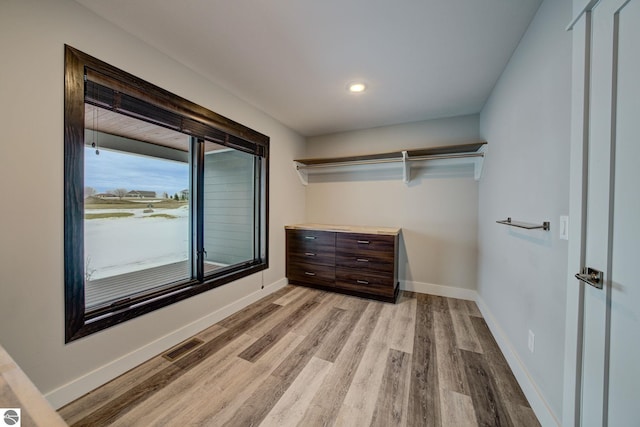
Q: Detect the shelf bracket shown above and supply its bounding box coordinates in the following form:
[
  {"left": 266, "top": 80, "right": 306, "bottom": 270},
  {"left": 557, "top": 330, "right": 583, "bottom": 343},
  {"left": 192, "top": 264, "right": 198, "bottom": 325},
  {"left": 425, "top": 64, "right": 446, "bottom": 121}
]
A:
[
  {"left": 294, "top": 161, "right": 308, "bottom": 186},
  {"left": 402, "top": 150, "right": 410, "bottom": 184},
  {"left": 474, "top": 144, "right": 487, "bottom": 181}
]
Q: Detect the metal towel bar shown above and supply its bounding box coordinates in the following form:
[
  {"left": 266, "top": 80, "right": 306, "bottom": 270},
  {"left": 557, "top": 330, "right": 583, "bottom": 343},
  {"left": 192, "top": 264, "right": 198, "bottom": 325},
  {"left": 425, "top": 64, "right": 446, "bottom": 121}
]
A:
[{"left": 496, "top": 217, "right": 550, "bottom": 231}]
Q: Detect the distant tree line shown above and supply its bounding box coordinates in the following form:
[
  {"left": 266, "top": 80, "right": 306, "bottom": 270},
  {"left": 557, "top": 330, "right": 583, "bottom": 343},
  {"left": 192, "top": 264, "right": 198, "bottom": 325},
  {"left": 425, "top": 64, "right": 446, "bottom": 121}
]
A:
[
  {"left": 84, "top": 186, "right": 96, "bottom": 198},
  {"left": 84, "top": 186, "right": 187, "bottom": 201},
  {"left": 113, "top": 188, "right": 128, "bottom": 200}
]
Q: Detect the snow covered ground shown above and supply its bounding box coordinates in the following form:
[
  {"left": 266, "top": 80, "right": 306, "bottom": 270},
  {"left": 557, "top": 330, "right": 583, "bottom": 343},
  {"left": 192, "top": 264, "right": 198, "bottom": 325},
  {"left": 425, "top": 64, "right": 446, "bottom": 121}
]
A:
[{"left": 84, "top": 206, "right": 189, "bottom": 280}]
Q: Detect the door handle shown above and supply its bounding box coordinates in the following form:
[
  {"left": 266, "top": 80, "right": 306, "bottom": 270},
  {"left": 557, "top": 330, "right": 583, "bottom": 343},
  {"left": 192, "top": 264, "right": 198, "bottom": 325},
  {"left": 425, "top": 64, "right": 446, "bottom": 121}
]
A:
[{"left": 575, "top": 267, "right": 603, "bottom": 290}]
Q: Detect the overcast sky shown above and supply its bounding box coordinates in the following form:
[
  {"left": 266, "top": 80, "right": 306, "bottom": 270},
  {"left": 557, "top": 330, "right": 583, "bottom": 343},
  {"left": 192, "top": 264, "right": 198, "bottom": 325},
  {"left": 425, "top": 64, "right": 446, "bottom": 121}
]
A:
[{"left": 85, "top": 147, "right": 189, "bottom": 196}]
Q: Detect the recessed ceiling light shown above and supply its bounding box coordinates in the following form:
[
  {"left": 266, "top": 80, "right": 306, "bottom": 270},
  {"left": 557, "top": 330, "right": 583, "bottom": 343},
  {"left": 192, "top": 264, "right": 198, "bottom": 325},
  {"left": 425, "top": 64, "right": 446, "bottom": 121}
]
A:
[{"left": 348, "top": 82, "right": 367, "bottom": 93}]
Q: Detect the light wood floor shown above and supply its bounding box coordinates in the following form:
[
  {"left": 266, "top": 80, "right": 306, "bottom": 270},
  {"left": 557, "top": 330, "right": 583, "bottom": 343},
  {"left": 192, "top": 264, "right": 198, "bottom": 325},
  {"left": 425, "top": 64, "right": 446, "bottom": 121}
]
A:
[{"left": 59, "top": 286, "right": 540, "bottom": 427}]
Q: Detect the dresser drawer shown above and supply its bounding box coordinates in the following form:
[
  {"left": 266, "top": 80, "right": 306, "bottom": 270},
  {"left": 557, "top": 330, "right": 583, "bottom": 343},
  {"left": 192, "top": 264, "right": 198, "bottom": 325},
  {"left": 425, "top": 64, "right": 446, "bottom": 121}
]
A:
[
  {"left": 335, "top": 233, "right": 396, "bottom": 262},
  {"left": 287, "top": 261, "right": 335, "bottom": 287},
  {"left": 287, "top": 229, "right": 335, "bottom": 253},
  {"left": 335, "top": 268, "right": 396, "bottom": 298},
  {"left": 288, "top": 251, "right": 334, "bottom": 267},
  {"left": 335, "top": 255, "right": 394, "bottom": 275}
]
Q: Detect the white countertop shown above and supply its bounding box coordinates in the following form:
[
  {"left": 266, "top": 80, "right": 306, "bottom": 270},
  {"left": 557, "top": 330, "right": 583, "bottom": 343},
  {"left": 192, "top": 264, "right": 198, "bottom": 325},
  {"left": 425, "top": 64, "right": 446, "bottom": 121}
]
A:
[{"left": 285, "top": 223, "right": 401, "bottom": 236}]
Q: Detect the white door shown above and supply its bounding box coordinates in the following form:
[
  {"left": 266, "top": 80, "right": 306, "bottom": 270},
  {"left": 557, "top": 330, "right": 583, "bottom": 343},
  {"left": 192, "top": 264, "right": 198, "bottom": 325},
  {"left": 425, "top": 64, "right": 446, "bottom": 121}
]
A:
[
  {"left": 568, "top": 0, "right": 640, "bottom": 425},
  {"left": 605, "top": 1, "right": 640, "bottom": 425}
]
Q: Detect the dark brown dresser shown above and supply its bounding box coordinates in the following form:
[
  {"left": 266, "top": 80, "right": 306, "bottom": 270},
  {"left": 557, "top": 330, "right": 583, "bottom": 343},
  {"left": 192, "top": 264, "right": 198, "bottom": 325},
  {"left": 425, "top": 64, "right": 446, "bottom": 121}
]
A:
[{"left": 285, "top": 224, "right": 400, "bottom": 302}]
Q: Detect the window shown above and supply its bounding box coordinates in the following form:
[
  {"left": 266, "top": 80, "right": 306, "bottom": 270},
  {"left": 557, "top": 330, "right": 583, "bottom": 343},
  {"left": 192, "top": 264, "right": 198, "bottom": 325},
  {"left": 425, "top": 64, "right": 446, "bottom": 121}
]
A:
[{"left": 64, "top": 46, "right": 269, "bottom": 342}]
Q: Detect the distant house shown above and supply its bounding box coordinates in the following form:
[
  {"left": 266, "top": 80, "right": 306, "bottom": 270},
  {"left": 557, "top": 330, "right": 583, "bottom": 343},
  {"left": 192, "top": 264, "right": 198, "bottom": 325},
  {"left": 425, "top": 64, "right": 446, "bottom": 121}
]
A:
[
  {"left": 127, "top": 190, "right": 156, "bottom": 199},
  {"left": 94, "top": 193, "right": 116, "bottom": 199}
]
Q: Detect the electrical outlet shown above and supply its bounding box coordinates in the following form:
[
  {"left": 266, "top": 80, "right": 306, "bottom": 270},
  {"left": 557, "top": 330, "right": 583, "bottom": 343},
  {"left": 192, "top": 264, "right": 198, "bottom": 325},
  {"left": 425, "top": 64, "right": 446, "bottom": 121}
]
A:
[
  {"left": 528, "top": 330, "right": 535, "bottom": 353},
  {"left": 559, "top": 215, "right": 569, "bottom": 240}
]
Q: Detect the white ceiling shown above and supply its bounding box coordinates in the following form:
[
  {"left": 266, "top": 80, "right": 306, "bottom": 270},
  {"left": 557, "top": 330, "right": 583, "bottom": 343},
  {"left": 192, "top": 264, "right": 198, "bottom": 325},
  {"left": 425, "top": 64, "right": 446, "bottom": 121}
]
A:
[{"left": 75, "top": 0, "right": 542, "bottom": 137}]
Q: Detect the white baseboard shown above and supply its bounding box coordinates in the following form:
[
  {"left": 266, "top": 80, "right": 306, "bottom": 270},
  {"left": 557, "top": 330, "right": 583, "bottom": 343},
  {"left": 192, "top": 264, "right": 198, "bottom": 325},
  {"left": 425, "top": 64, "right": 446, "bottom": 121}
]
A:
[
  {"left": 475, "top": 295, "right": 560, "bottom": 427},
  {"left": 45, "top": 277, "right": 289, "bottom": 409},
  {"left": 400, "top": 280, "right": 477, "bottom": 301}
]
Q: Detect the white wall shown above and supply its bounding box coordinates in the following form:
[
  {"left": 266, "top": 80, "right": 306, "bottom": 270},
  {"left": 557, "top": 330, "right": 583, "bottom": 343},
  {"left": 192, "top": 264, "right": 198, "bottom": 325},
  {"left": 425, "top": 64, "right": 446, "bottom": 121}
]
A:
[
  {"left": 0, "top": 0, "right": 306, "bottom": 407},
  {"left": 306, "top": 115, "right": 481, "bottom": 297},
  {"left": 477, "top": 0, "right": 571, "bottom": 423}
]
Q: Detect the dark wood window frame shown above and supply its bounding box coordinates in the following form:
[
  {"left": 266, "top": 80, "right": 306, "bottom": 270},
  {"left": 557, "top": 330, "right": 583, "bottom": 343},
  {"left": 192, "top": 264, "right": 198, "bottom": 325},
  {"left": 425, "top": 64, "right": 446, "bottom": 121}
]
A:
[{"left": 64, "top": 45, "right": 269, "bottom": 342}]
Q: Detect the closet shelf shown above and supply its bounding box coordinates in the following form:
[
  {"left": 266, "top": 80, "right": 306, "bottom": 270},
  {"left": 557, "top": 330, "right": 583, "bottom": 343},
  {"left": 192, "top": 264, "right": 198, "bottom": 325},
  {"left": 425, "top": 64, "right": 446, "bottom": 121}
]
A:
[
  {"left": 294, "top": 142, "right": 487, "bottom": 185},
  {"left": 496, "top": 217, "right": 550, "bottom": 231}
]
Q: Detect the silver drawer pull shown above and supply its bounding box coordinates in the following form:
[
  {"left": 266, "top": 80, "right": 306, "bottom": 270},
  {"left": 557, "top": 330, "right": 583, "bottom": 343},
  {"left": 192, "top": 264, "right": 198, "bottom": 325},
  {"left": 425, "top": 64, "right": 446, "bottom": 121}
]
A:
[
  {"left": 356, "top": 258, "right": 369, "bottom": 262},
  {"left": 304, "top": 272, "right": 316, "bottom": 276},
  {"left": 357, "top": 240, "right": 370, "bottom": 244},
  {"left": 304, "top": 252, "right": 316, "bottom": 256},
  {"left": 357, "top": 280, "right": 369, "bottom": 285},
  {"left": 304, "top": 236, "right": 317, "bottom": 240}
]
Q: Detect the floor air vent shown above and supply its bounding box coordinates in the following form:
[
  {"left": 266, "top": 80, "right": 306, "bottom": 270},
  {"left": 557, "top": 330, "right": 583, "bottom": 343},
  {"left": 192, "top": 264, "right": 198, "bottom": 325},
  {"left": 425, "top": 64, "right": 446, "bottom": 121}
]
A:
[{"left": 162, "top": 338, "right": 204, "bottom": 362}]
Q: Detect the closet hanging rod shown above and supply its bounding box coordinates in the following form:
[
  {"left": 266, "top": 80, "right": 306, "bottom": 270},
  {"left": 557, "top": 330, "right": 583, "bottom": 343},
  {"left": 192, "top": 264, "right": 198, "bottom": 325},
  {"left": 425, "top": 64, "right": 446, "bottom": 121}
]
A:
[
  {"left": 296, "top": 151, "right": 484, "bottom": 170},
  {"left": 410, "top": 152, "right": 484, "bottom": 162}
]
